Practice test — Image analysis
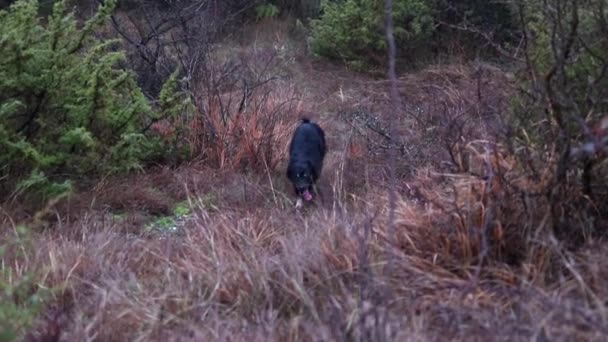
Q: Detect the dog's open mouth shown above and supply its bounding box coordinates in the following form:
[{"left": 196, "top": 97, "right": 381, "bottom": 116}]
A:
[{"left": 302, "top": 190, "right": 313, "bottom": 202}]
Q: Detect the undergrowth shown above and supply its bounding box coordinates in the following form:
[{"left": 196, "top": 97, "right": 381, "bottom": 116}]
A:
[{"left": 1, "top": 0, "right": 607, "bottom": 341}]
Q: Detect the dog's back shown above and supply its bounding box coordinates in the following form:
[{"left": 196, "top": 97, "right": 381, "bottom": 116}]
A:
[{"left": 289, "top": 119, "right": 326, "bottom": 170}]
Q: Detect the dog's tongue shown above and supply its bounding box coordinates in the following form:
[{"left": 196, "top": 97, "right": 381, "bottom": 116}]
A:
[{"left": 302, "top": 190, "right": 313, "bottom": 202}]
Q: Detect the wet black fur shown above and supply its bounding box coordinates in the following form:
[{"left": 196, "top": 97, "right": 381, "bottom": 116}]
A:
[{"left": 286, "top": 118, "right": 327, "bottom": 200}]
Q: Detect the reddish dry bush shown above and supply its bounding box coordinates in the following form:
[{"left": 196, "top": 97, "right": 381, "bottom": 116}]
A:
[
  {"left": 200, "top": 82, "right": 299, "bottom": 172},
  {"left": 147, "top": 46, "right": 305, "bottom": 174},
  {"left": 380, "top": 135, "right": 603, "bottom": 289},
  {"left": 412, "top": 144, "right": 533, "bottom": 257}
]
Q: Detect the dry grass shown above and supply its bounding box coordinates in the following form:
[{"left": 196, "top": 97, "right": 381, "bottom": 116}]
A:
[
  {"left": 3, "top": 161, "right": 606, "bottom": 341},
  {"left": 3, "top": 138, "right": 607, "bottom": 341}
]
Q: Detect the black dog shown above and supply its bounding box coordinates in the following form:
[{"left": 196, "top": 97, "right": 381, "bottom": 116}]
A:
[{"left": 286, "top": 118, "right": 326, "bottom": 204}]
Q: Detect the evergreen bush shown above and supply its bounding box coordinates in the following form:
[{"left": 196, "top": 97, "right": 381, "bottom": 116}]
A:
[
  {"left": 309, "top": 0, "right": 434, "bottom": 69},
  {"left": 0, "top": 0, "right": 153, "bottom": 201}
]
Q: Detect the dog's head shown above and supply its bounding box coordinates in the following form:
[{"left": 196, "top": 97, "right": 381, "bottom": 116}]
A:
[{"left": 288, "top": 160, "right": 315, "bottom": 201}]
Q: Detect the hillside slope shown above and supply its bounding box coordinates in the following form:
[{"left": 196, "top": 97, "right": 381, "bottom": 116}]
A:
[{"left": 2, "top": 18, "right": 607, "bottom": 342}]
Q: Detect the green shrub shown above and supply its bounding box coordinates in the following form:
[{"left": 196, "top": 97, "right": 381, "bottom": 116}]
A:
[
  {"left": 255, "top": 3, "right": 279, "bottom": 20},
  {"left": 309, "top": 0, "right": 434, "bottom": 69},
  {"left": 148, "top": 68, "right": 197, "bottom": 165},
  {"left": 0, "top": 226, "right": 45, "bottom": 342},
  {"left": 0, "top": 0, "right": 153, "bottom": 201}
]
